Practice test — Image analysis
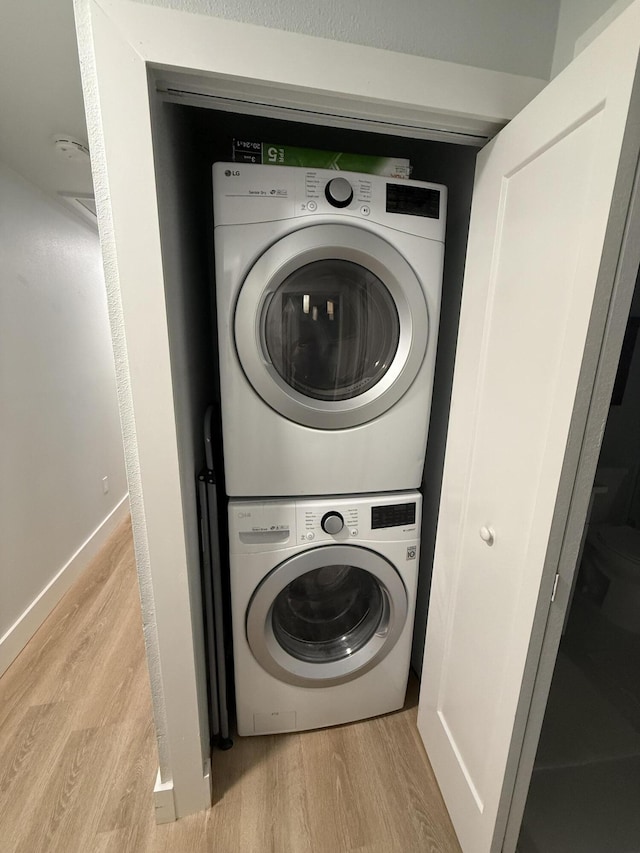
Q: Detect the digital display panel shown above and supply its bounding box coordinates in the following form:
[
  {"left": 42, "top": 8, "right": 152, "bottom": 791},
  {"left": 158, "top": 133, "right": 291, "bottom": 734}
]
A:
[
  {"left": 386, "top": 184, "right": 440, "bottom": 219},
  {"left": 371, "top": 502, "right": 417, "bottom": 529}
]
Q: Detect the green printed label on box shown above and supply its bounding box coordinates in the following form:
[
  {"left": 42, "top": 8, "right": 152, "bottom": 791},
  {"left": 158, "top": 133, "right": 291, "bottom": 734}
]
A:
[{"left": 232, "top": 140, "right": 411, "bottom": 178}]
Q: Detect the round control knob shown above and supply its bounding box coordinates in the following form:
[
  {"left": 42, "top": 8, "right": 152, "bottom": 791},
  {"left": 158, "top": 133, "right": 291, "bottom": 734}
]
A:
[
  {"left": 325, "top": 177, "right": 353, "bottom": 208},
  {"left": 321, "top": 511, "right": 345, "bottom": 535}
]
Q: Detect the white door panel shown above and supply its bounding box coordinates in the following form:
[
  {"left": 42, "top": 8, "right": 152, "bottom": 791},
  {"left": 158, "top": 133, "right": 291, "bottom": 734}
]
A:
[{"left": 418, "top": 3, "right": 640, "bottom": 851}]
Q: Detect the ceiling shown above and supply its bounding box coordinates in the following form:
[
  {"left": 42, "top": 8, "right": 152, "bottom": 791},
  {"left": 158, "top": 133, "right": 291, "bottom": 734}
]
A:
[{"left": 0, "top": 0, "right": 93, "bottom": 200}]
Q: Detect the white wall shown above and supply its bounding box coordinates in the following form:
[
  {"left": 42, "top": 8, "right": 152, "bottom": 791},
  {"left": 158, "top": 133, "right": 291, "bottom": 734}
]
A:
[
  {"left": 0, "top": 161, "right": 128, "bottom": 674},
  {"left": 0, "top": 0, "right": 94, "bottom": 199},
  {"left": 141, "top": 0, "right": 560, "bottom": 79},
  {"left": 551, "top": 0, "right": 634, "bottom": 75}
]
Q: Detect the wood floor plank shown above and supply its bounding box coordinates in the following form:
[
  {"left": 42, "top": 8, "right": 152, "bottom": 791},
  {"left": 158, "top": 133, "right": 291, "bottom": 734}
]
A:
[
  {"left": 0, "top": 702, "right": 73, "bottom": 852},
  {"left": 16, "top": 726, "right": 107, "bottom": 853},
  {"left": 269, "top": 735, "right": 314, "bottom": 853},
  {"left": 0, "top": 517, "right": 461, "bottom": 853},
  {"left": 369, "top": 709, "right": 461, "bottom": 851},
  {"left": 300, "top": 724, "right": 376, "bottom": 852}
]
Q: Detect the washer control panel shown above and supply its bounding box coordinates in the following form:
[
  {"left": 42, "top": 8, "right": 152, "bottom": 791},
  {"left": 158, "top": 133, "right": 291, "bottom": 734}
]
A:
[
  {"left": 295, "top": 492, "right": 421, "bottom": 545},
  {"left": 300, "top": 504, "right": 359, "bottom": 542},
  {"left": 229, "top": 492, "right": 421, "bottom": 553}
]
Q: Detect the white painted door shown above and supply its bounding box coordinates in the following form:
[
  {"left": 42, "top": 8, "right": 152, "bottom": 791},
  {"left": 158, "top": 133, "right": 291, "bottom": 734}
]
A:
[{"left": 418, "top": 4, "right": 640, "bottom": 852}]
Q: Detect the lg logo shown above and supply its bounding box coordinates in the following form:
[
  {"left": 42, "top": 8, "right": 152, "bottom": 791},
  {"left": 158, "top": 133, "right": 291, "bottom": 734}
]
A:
[{"left": 225, "top": 169, "right": 240, "bottom": 177}]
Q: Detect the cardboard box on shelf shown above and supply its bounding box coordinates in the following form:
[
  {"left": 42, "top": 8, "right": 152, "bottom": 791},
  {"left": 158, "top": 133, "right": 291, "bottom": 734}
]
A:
[{"left": 232, "top": 140, "right": 411, "bottom": 178}]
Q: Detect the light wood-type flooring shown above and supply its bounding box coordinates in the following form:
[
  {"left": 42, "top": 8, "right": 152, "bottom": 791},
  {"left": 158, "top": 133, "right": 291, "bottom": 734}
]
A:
[{"left": 0, "top": 517, "right": 460, "bottom": 852}]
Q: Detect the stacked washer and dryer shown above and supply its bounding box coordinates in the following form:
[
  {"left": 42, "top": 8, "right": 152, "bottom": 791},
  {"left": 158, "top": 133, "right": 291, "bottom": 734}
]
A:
[{"left": 213, "top": 163, "right": 446, "bottom": 735}]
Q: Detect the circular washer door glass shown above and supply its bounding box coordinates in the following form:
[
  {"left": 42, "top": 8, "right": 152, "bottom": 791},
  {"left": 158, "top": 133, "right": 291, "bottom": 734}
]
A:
[
  {"left": 271, "top": 564, "right": 385, "bottom": 663},
  {"left": 264, "top": 259, "right": 400, "bottom": 401}
]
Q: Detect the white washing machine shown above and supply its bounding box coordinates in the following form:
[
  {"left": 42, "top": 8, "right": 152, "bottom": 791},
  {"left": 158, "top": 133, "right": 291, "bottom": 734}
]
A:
[
  {"left": 213, "top": 163, "right": 446, "bottom": 497},
  {"left": 229, "top": 491, "right": 421, "bottom": 735}
]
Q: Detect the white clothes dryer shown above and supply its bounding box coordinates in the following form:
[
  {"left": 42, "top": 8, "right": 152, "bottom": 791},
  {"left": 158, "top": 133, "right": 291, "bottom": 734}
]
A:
[
  {"left": 213, "top": 164, "right": 446, "bottom": 497},
  {"left": 229, "top": 491, "right": 421, "bottom": 735}
]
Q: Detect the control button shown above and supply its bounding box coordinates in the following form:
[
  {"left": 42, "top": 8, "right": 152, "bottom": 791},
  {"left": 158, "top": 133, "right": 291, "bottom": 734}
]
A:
[
  {"left": 307, "top": 200, "right": 317, "bottom": 211},
  {"left": 306, "top": 531, "right": 315, "bottom": 541},
  {"left": 325, "top": 178, "right": 353, "bottom": 208},
  {"left": 360, "top": 205, "right": 370, "bottom": 216},
  {"left": 350, "top": 528, "right": 358, "bottom": 536},
  {"left": 321, "top": 511, "right": 344, "bottom": 535}
]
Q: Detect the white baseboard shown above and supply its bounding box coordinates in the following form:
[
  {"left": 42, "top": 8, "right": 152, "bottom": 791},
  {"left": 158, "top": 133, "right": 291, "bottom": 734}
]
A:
[
  {"left": 153, "top": 758, "right": 212, "bottom": 824},
  {"left": 0, "top": 494, "right": 130, "bottom": 678},
  {"left": 154, "top": 769, "right": 176, "bottom": 824}
]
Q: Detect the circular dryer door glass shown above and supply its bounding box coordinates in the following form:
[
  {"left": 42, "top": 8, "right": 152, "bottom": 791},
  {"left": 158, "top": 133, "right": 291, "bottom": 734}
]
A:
[
  {"left": 264, "top": 260, "right": 400, "bottom": 401},
  {"left": 271, "top": 564, "right": 385, "bottom": 662},
  {"left": 234, "top": 224, "right": 431, "bottom": 429}
]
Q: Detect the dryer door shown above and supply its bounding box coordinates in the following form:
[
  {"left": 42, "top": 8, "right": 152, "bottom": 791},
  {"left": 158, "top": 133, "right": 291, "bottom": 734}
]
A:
[
  {"left": 246, "top": 544, "right": 408, "bottom": 687},
  {"left": 234, "top": 224, "right": 429, "bottom": 429}
]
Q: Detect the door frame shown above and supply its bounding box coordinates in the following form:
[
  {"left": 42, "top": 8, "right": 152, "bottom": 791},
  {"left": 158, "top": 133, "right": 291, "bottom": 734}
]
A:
[{"left": 74, "top": 0, "right": 624, "bottom": 828}]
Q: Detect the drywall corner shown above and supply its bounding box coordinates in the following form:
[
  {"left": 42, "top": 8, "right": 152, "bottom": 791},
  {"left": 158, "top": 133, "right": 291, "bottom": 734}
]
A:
[{"left": 551, "top": 0, "right": 635, "bottom": 77}]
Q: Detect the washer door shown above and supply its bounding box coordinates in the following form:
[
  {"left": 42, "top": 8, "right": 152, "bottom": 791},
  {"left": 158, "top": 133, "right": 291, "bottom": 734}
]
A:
[
  {"left": 246, "top": 545, "right": 408, "bottom": 687},
  {"left": 234, "top": 224, "right": 429, "bottom": 429}
]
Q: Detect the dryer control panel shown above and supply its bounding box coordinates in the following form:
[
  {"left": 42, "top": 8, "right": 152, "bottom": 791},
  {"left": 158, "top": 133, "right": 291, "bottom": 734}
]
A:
[
  {"left": 213, "top": 163, "right": 446, "bottom": 242},
  {"left": 229, "top": 491, "right": 421, "bottom": 553}
]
